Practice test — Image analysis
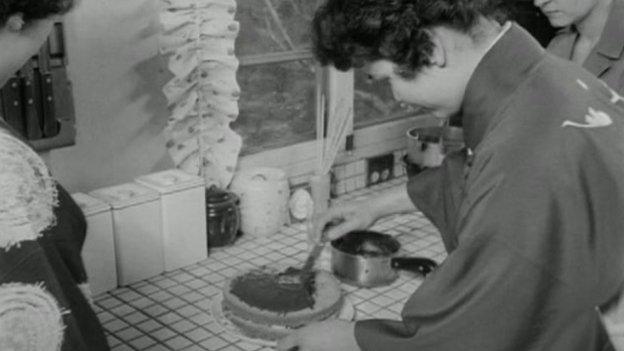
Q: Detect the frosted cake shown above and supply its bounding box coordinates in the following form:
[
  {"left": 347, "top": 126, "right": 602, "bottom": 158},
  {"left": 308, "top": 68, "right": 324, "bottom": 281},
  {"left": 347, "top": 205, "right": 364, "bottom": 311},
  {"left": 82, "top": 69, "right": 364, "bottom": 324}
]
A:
[{"left": 222, "top": 266, "right": 343, "bottom": 341}]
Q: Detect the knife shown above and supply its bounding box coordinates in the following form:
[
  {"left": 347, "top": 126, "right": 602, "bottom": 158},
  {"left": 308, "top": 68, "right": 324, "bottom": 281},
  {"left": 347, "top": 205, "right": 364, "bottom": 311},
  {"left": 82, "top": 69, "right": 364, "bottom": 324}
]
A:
[
  {"left": 21, "top": 73, "right": 43, "bottom": 140},
  {"left": 301, "top": 243, "right": 324, "bottom": 276},
  {"left": 299, "top": 242, "right": 324, "bottom": 292},
  {"left": 299, "top": 219, "right": 343, "bottom": 286},
  {"left": 2, "top": 76, "right": 25, "bottom": 136},
  {"left": 40, "top": 72, "right": 58, "bottom": 137}
]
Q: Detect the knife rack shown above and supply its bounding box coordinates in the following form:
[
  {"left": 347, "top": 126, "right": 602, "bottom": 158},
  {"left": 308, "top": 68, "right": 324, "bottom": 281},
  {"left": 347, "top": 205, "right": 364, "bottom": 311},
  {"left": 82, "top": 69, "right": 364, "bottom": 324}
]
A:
[{"left": 0, "top": 22, "right": 76, "bottom": 151}]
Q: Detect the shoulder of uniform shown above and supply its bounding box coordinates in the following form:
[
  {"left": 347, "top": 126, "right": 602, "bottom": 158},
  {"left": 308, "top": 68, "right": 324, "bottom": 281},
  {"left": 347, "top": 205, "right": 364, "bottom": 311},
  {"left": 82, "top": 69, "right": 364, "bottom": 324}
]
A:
[
  {"left": 0, "top": 282, "right": 65, "bottom": 351},
  {"left": 0, "top": 131, "right": 58, "bottom": 251}
]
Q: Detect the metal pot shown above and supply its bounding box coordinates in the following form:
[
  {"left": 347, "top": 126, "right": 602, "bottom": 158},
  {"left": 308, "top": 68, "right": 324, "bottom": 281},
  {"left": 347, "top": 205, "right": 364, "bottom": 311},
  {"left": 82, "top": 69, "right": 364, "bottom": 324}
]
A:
[{"left": 330, "top": 231, "right": 437, "bottom": 288}]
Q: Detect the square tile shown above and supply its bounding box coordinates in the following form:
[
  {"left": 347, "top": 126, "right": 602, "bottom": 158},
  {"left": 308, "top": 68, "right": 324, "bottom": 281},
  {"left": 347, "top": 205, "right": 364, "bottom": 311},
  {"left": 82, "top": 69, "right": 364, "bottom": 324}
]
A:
[
  {"left": 154, "top": 278, "right": 178, "bottom": 289},
  {"left": 189, "top": 313, "right": 213, "bottom": 326},
  {"left": 185, "top": 327, "right": 213, "bottom": 342},
  {"left": 197, "top": 285, "right": 220, "bottom": 297},
  {"left": 124, "top": 311, "right": 149, "bottom": 325},
  {"left": 114, "top": 289, "right": 142, "bottom": 302},
  {"left": 171, "top": 272, "right": 195, "bottom": 283},
  {"left": 151, "top": 327, "right": 177, "bottom": 342},
  {"left": 200, "top": 336, "right": 229, "bottom": 350},
  {"left": 171, "top": 319, "right": 196, "bottom": 333},
  {"left": 181, "top": 292, "right": 204, "bottom": 304},
  {"left": 370, "top": 295, "right": 395, "bottom": 308},
  {"left": 204, "top": 321, "right": 225, "bottom": 334},
  {"left": 203, "top": 273, "right": 225, "bottom": 284},
  {"left": 177, "top": 304, "right": 202, "bottom": 318},
  {"left": 97, "top": 311, "right": 115, "bottom": 324},
  {"left": 134, "top": 283, "right": 160, "bottom": 295},
  {"left": 115, "top": 327, "right": 142, "bottom": 341},
  {"left": 162, "top": 297, "right": 187, "bottom": 309},
  {"left": 193, "top": 299, "right": 213, "bottom": 311},
  {"left": 156, "top": 312, "right": 183, "bottom": 325},
  {"left": 136, "top": 319, "right": 163, "bottom": 333},
  {"left": 97, "top": 296, "right": 123, "bottom": 310},
  {"left": 149, "top": 291, "right": 174, "bottom": 302},
  {"left": 356, "top": 301, "right": 382, "bottom": 314},
  {"left": 221, "top": 267, "right": 240, "bottom": 277},
  {"left": 143, "top": 304, "right": 168, "bottom": 317},
  {"left": 185, "top": 279, "right": 208, "bottom": 290},
  {"left": 168, "top": 284, "right": 191, "bottom": 296},
  {"left": 165, "top": 335, "right": 193, "bottom": 349},
  {"left": 103, "top": 319, "right": 129, "bottom": 333},
  {"left": 129, "top": 335, "right": 157, "bottom": 349},
  {"left": 110, "top": 304, "right": 136, "bottom": 318},
  {"left": 106, "top": 334, "right": 122, "bottom": 347},
  {"left": 129, "top": 297, "right": 154, "bottom": 309}
]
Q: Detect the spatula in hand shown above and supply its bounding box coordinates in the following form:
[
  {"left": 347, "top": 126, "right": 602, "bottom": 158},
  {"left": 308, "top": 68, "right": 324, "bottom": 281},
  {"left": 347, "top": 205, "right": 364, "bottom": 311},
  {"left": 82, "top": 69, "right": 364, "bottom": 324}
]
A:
[{"left": 299, "top": 219, "right": 343, "bottom": 290}]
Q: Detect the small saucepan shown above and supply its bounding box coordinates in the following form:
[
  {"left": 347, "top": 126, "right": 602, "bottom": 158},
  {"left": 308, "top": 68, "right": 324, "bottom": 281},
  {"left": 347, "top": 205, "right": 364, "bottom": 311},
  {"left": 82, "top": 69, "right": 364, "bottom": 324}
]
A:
[{"left": 330, "top": 231, "right": 438, "bottom": 288}]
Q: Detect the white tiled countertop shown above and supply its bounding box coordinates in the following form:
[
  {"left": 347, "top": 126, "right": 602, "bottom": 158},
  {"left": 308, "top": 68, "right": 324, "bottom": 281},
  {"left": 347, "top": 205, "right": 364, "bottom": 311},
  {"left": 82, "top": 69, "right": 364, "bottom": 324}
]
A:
[{"left": 94, "top": 178, "right": 447, "bottom": 351}]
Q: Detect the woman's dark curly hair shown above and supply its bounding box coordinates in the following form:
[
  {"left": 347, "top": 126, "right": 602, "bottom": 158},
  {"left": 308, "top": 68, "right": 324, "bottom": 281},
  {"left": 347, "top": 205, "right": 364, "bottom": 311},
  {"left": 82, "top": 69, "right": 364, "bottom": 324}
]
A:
[
  {"left": 0, "top": 0, "right": 74, "bottom": 27},
  {"left": 312, "top": 0, "right": 509, "bottom": 78}
]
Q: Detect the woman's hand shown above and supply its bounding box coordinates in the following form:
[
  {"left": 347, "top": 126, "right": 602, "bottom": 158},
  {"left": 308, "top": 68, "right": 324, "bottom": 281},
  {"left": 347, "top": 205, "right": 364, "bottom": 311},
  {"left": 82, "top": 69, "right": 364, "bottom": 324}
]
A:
[
  {"left": 276, "top": 320, "right": 360, "bottom": 351},
  {"left": 309, "top": 199, "right": 379, "bottom": 244},
  {"left": 309, "top": 185, "right": 416, "bottom": 244}
]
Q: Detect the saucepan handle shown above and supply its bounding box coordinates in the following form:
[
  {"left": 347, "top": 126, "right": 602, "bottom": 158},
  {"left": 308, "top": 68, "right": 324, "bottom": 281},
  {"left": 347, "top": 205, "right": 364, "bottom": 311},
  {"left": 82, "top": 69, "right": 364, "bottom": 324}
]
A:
[{"left": 390, "top": 257, "right": 438, "bottom": 276}]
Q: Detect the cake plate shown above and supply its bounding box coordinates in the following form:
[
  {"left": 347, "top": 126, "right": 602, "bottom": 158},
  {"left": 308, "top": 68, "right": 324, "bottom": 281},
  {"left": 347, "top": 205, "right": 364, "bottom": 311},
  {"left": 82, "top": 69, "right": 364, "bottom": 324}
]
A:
[{"left": 210, "top": 292, "right": 355, "bottom": 347}]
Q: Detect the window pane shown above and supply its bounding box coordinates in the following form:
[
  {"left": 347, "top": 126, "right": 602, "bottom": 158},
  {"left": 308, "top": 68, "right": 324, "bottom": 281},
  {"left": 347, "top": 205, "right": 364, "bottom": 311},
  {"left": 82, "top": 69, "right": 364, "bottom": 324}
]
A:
[
  {"left": 232, "top": 60, "right": 317, "bottom": 154},
  {"left": 353, "top": 69, "right": 419, "bottom": 128},
  {"left": 235, "top": 0, "right": 318, "bottom": 56}
]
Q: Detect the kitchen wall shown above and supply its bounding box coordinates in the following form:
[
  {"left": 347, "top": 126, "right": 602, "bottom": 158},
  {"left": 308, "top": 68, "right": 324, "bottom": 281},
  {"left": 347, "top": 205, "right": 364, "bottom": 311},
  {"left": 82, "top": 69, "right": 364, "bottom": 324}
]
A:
[{"left": 49, "top": 0, "right": 174, "bottom": 193}]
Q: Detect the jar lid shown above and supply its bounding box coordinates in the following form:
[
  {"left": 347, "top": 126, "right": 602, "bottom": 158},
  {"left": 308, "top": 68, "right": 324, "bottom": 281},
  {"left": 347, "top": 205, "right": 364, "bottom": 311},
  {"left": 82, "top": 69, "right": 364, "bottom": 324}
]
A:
[
  {"left": 90, "top": 183, "right": 160, "bottom": 210},
  {"left": 135, "top": 169, "right": 204, "bottom": 194},
  {"left": 71, "top": 192, "right": 111, "bottom": 216},
  {"left": 206, "top": 186, "right": 237, "bottom": 207}
]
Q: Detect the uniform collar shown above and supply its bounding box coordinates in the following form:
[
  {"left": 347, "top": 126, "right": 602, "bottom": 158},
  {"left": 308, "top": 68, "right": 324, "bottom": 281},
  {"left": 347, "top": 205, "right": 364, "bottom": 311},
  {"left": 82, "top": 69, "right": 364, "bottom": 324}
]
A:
[
  {"left": 577, "top": 0, "right": 624, "bottom": 76},
  {"left": 593, "top": 0, "right": 624, "bottom": 60},
  {"left": 461, "top": 23, "right": 546, "bottom": 150}
]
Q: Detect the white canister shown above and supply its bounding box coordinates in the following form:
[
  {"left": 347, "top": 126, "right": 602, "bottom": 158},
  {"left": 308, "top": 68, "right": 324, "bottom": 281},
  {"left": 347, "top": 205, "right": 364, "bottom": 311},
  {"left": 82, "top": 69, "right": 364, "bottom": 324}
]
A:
[
  {"left": 230, "top": 167, "right": 290, "bottom": 239},
  {"left": 135, "top": 169, "right": 208, "bottom": 271},
  {"left": 71, "top": 193, "right": 117, "bottom": 296},
  {"left": 90, "top": 183, "right": 164, "bottom": 286}
]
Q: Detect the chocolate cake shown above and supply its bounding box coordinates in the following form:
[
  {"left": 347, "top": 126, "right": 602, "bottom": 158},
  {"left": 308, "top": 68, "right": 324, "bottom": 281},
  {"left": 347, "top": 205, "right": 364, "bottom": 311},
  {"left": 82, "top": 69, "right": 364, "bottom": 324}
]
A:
[{"left": 222, "top": 266, "right": 343, "bottom": 341}]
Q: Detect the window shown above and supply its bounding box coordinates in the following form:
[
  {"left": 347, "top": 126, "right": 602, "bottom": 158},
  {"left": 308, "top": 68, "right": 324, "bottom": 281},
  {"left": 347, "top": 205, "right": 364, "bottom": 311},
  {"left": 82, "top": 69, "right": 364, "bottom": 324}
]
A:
[
  {"left": 232, "top": 0, "right": 319, "bottom": 155},
  {"left": 234, "top": 0, "right": 427, "bottom": 175}
]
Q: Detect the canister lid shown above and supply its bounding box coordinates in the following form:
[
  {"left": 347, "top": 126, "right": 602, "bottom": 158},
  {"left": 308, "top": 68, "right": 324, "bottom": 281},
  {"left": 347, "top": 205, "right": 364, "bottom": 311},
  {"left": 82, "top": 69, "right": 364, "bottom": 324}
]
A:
[
  {"left": 135, "top": 169, "right": 204, "bottom": 194},
  {"left": 89, "top": 182, "right": 160, "bottom": 210},
  {"left": 205, "top": 185, "right": 237, "bottom": 208},
  {"left": 71, "top": 192, "right": 111, "bottom": 216}
]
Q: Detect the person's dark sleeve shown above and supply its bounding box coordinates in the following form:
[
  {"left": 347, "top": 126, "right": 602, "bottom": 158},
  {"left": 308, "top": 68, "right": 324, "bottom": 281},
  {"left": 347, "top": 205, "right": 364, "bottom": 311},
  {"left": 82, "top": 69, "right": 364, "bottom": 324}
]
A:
[
  {"left": 355, "top": 171, "right": 613, "bottom": 351},
  {"left": 43, "top": 184, "right": 89, "bottom": 284},
  {"left": 406, "top": 150, "right": 466, "bottom": 252},
  {"left": 0, "top": 241, "right": 110, "bottom": 351}
]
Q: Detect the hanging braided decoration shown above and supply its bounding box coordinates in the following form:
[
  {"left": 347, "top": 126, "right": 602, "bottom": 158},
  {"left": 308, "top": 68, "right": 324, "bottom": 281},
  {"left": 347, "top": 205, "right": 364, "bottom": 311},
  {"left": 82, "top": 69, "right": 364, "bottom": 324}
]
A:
[
  {"left": 159, "top": 0, "right": 242, "bottom": 188},
  {"left": 0, "top": 283, "right": 66, "bottom": 351}
]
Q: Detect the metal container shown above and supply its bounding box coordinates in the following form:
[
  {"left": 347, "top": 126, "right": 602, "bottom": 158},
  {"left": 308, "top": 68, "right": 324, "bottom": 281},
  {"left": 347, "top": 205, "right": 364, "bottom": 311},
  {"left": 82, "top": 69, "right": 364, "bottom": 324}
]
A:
[
  {"left": 330, "top": 231, "right": 437, "bottom": 287},
  {"left": 405, "top": 126, "right": 445, "bottom": 168},
  {"left": 206, "top": 185, "right": 240, "bottom": 248}
]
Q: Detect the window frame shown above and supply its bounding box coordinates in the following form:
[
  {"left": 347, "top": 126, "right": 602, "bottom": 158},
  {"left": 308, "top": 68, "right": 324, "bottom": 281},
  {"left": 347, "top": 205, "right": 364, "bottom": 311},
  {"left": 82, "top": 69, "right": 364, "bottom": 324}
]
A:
[{"left": 235, "top": 6, "right": 431, "bottom": 180}]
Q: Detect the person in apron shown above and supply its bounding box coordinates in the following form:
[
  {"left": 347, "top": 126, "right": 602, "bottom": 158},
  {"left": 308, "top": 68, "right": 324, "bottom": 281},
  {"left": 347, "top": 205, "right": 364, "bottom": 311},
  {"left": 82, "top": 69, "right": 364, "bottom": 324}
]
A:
[
  {"left": 279, "top": 1, "right": 624, "bottom": 350},
  {"left": 0, "top": 3, "right": 110, "bottom": 350}
]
